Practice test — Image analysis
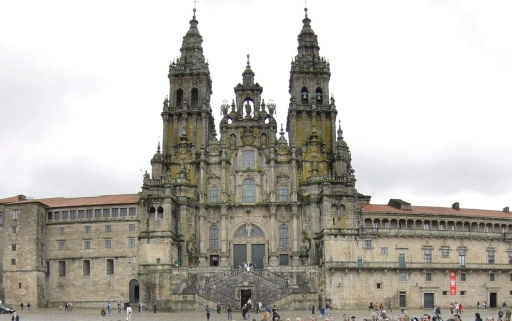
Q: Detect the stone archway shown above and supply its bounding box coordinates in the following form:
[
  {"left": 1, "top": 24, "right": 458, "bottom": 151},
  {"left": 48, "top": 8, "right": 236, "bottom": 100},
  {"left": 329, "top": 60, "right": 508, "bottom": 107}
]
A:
[
  {"left": 232, "top": 224, "right": 266, "bottom": 269},
  {"left": 129, "top": 279, "right": 140, "bottom": 303}
]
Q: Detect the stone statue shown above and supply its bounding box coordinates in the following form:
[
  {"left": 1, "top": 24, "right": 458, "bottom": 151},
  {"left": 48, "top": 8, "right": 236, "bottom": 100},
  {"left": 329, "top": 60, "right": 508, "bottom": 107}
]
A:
[
  {"left": 244, "top": 101, "right": 252, "bottom": 115},
  {"left": 229, "top": 135, "right": 236, "bottom": 149}
]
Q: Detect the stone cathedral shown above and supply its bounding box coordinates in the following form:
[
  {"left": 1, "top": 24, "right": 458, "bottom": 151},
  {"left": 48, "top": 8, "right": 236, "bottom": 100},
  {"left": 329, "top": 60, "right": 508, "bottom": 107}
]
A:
[{"left": 1, "top": 7, "right": 512, "bottom": 311}]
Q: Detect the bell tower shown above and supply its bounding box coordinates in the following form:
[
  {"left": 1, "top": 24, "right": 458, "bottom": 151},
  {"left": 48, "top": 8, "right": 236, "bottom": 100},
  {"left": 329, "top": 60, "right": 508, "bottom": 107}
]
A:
[
  {"left": 286, "top": 8, "right": 337, "bottom": 155},
  {"left": 162, "top": 8, "right": 215, "bottom": 155}
]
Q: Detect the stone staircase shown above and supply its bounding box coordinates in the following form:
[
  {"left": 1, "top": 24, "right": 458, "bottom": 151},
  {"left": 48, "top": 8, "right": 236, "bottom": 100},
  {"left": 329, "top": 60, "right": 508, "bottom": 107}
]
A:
[{"left": 198, "top": 269, "right": 291, "bottom": 307}]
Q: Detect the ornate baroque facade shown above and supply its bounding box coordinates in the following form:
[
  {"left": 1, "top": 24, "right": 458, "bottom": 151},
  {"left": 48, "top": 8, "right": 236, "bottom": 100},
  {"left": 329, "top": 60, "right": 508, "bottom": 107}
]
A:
[{"left": 1, "top": 7, "right": 511, "bottom": 311}]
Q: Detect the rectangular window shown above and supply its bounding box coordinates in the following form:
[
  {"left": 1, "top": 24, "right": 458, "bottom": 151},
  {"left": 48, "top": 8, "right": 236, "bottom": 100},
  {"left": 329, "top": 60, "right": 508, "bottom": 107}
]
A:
[
  {"left": 423, "top": 223, "right": 430, "bottom": 230},
  {"left": 12, "top": 244, "right": 16, "bottom": 251},
  {"left": 357, "top": 257, "right": 363, "bottom": 267},
  {"left": 70, "top": 210, "right": 76, "bottom": 219},
  {"left": 120, "top": 208, "right": 127, "bottom": 216},
  {"left": 103, "top": 209, "right": 110, "bottom": 217},
  {"left": 241, "top": 150, "right": 256, "bottom": 168},
  {"left": 460, "top": 290, "right": 466, "bottom": 295},
  {"left": 58, "top": 241, "right": 65, "bottom": 251},
  {"left": 106, "top": 258, "right": 114, "bottom": 275},
  {"left": 95, "top": 209, "right": 101, "bottom": 218},
  {"left": 373, "top": 222, "right": 379, "bottom": 229},
  {"left": 83, "top": 260, "right": 91, "bottom": 276},
  {"left": 78, "top": 210, "right": 85, "bottom": 218},
  {"left": 112, "top": 208, "right": 118, "bottom": 217},
  {"left": 376, "top": 283, "right": 382, "bottom": 289},
  {"left": 460, "top": 272, "right": 467, "bottom": 282},
  {"left": 86, "top": 209, "right": 93, "bottom": 218},
  {"left": 129, "top": 224, "right": 135, "bottom": 231},
  {"left": 84, "top": 225, "right": 91, "bottom": 233},
  {"left": 485, "top": 226, "right": 490, "bottom": 232},
  {"left": 11, "top": 258, "right": 16, "bottom": 265},
  {"left": 364, "top": 240, "right": 372, "bottom": 248},
  {"left": 439, "top": 224, "right": 445, "bottom": 230},
  {"left": 488, "top": 250, "right": 495, "bottom": 264},
  {"left": 62, "top": 211, "right": 68, "bottom": 219},
  {"left": 105, "top": 225, "right": 111, "bottom": 232},
  {"left": 105, "top": 239, "right": 111, "bottom": 249},
  {"left": 59, "top": 261, "right": 66, "bottom": 276},
  {"left": 459, "top": 250, "right": 466, "bottom": 266},
  {"left": 84, "top": 241, "right": 91, "bottom": 249},
  {"left": 381, "top": 247, "right": 388, "bottom": 255},
  {"left": 442, "top": 248, "right": 450, "bottom": 256},
  {"left": 54, "top": 211, "right": 60, "bottom": 220},
  {"left": 426, "top": 272, "right": 432, "bottom": 282},
  {"left": 490, "top": 273, "right": 495, "bottom": 281},
  {"left": 424, "top": 249, "right": 432, "bottom": 262},
  {"left": 156, "top": 258, "right": 161, "bottom": 264},
  {"left": 58, "top": 227, "right": 64, "bottom": 234},
  {"left": 383, "top": 222, "right": 390, "bottom": 229},
  {"left": 13, "top": 209, "right": 18, "bottom": 221},
  {"left": 12, "top": 226, "right": 17, "bottom": 234},
  {"left": 442, "top": 291, "right": 448, "bottom": 295},
  {"left": 399, "top": 272, "right": 407, "bottom": 281},
  {"left": 128, "top": 239, "right": 136, "bottom": 248},
  {"left": 279, "top": 254, "right": 289, "bottom": 266},
  {"left": 129, "top": 207, "right": 136, "bottom": 216}
]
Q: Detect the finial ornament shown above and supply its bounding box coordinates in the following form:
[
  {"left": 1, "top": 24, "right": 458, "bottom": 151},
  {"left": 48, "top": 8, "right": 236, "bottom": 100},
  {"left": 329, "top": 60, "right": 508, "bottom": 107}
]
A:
[
  {"left": 192, "top": 0, "right": 198, "bottom": 18},
  {"left": 246, "top": 54, "right": 251, "bottom": 67}
]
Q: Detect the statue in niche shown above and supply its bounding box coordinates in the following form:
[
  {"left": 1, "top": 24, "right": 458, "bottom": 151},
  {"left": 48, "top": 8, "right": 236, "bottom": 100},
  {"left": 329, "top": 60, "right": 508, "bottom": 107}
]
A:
[
  {"left": 230, "top": 135, "right": 236, "bottom": 149},
  {"left": 245, "top": 101, "right": 252, "bottom": 115},
  {"left": 261, "top": 134, "right": 267, "bottom": 148}
]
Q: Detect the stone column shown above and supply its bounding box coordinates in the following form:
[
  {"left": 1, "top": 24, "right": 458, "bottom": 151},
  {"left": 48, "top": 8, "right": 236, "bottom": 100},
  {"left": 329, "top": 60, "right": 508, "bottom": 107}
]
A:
[{"left": 162, "top": 114, "right": 169, "bottom": 155}]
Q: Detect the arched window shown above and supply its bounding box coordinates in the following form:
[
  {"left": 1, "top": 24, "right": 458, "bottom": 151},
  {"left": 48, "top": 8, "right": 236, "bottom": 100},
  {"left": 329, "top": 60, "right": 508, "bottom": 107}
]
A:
[
  {"left": 241, "top": 150, "right": 255, "bottom": 168},
  {"left": 209, "top": 225, "right": 219, "bottom": 249},
  {"left": 279, "top": 224, "right": 289, "bottom": 248},
  {"left": 191, "top": 88, "right": 199, "bottom": 106},
  {"left": 157, "top": 206, "right": 164, "bottom": 219},
  {"left": 279, "top": 186, "right": 288, "bottom": 202},
  {"left": 176, "top": 89, "right": 183, "bottom": 107},
  {"left": 301, "top": 87, "right": 309, "bottom": 104},
  {"left": 315, "top": 87, "right": 323, "bottom": 104},
  {"left": 242, "top": 179, "right": 256, "bottom": 203},
  {"left": 210, "top": 186, "right": 219, "bottom": 203},
  {"left": 149, "top": 207, "right": 156, "bottom": 219}
]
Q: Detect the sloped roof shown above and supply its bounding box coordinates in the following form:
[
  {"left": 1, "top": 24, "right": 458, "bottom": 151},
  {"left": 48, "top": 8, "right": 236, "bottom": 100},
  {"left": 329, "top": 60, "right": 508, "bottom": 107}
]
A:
[
  {"left": 4, "top": 194, "right": 139, "bottom": 208},
  {"left": 0, "top": 195, "right": 24, "bottom": 205},
  {"left": 362, "top": 204, "right": 511, "bottom": 219}
]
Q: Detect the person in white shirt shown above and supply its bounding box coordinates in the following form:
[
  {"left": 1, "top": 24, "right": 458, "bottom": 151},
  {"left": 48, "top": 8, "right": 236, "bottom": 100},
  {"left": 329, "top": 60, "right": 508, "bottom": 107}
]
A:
[{"left": 126, "top": 303, "right": 132, "bottom": 321}]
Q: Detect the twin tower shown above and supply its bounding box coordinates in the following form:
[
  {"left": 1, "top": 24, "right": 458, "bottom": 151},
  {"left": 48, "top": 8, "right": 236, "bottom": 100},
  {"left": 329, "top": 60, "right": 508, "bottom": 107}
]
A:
[{"left": 142, "top": 7, "right": 359, "bottom": 269}]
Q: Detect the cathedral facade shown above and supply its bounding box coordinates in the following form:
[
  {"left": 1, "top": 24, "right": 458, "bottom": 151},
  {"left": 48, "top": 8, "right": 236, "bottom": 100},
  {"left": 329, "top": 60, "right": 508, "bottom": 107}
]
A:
[{"left": 1, "top": 8, "right": 511, "bottom": 311}]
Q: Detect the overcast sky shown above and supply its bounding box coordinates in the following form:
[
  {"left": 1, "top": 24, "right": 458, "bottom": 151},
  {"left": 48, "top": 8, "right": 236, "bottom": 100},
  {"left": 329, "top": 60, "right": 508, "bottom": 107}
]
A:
[{"left": 1, "top": 0, "right": 511, "bottom": 210}]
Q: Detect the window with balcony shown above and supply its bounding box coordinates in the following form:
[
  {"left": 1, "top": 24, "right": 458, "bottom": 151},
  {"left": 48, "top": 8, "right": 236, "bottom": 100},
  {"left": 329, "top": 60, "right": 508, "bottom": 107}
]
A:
[
  {"left": 210, "top": 186, "right": 219, "bottom": 203},
  {"left": 209, "top": 225, "right": 220, "bottom": 249},
  {"left": 241, "top": 150, "right": 256, "bottom": 168},
  {"left": 78, "top": 210, "right": 85, "bottom": 218},
  {"left": 279, "top": 224, "right": 289, "bottom": 248},
  {"left": 488, "top": 250, "right": 495, "bottom": 264},
  {"left": 70, "top": 210, "right": 76, "bottom": 219},
  {"left": 103, "top": 209, "right": 110, "bottom": 217},
  {"left": 112, "top": 208, "right": 118, "bottom": 217},
  {"left": 95, "top": 209, "right": 101, "bottom": 218},
  {"left": 423, "top": 223, "right": 431, "bottom": 230},
  {"left": 424, "top": 249, "right": 432, "bottom": 263},
  {"left": 459, "top": 250, "right": 466, "bottom": 267},
  {"left": 62, "top": 211, "right": 68, "bottom": 219},
  {"left": 129, "top": 208, "right": 136, "bottom": 216},
  {"left": 279, "top": 186, "right": 288, "bottom": 202},
  {"left": 120, "top": 208, "right": 127, "bottom": 216},
  {"left": 86, "top": 209, "right": 93, "bottom": 218},
  {"left": 242, "top": 179, "right": 256, "bottom": 203}
]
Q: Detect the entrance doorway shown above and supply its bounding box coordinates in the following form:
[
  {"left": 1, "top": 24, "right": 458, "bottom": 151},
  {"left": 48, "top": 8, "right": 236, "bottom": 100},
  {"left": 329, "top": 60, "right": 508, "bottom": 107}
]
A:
[
  {"left": 129, "top": 279, "right": 140, "bottom": 303},
  {"left": 241, "top": 289, "right": 252, "bottom": 308},
  {"left": 234, "top": 244, "right": 247, "bottom": 269},
  {"left": 490, "top": 292, "right": 497, "bottom": 308},
  {"left": 424, "top": 293, "right": 434, "bottom": 309},
  {"left": 251, "top": 244, "right": 264, "bottom": 269},
  {"left": 399, "top": 291, "right": 406, "bottom": 307}
]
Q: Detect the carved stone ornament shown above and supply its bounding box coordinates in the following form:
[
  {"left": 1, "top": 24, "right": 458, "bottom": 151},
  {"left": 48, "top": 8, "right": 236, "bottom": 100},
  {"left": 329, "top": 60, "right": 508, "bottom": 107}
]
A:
[{"left": 241, "top": 128, "right": 255, "bottom": 145}]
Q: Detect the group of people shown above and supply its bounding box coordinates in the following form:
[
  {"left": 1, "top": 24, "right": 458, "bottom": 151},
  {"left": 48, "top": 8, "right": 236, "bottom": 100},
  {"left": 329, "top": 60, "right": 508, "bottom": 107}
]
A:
[
  {"left": 311, "top": 302, "right": 332, "bottom": 318},
  {"left": 240, "top": 262, "right": 257, "bottom": 272},
  {"left": 19, "top": 302, "right": 31, "bottom": 312},
  {"left": 102, "top": 303, "right": 132, "bottom": 320},
  {"left": 367, "top": 302, "right": 393, "bottom": 313},
  {"left": 59, "top": 301, "right": 73, "bottom": 311},
  {"left": 450, "top": 302, "right": 465, "bottom": 314}
]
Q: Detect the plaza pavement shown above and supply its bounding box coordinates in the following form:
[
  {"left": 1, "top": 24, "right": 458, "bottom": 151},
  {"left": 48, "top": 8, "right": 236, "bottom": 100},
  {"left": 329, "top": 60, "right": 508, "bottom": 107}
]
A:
[{"left": 6, "top": 307, "right": 496, "bottom": 321}]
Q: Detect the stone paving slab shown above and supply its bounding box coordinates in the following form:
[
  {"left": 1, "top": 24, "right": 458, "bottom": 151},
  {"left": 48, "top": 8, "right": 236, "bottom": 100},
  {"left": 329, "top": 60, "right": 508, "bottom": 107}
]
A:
[{"left": 7, "top": 308, "right": 494, "bottom": 321}]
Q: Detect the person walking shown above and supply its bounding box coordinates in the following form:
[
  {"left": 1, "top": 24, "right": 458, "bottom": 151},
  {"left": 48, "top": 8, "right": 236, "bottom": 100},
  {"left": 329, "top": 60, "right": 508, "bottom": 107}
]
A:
[
  {"left": 118, "top": 301, "right": 121, "bottom": 313},
  {"left": 312, "top": 303, "right": 316, "bottom": 315},
  {"left": 138, "top": 302, "right": 142, "bottom": 313},
  {"left": 484, "top": 302, "right": 487, "bottom": 311},
  {"left": 227, "top": 304, "right": 233, "bottom": 320},
  {"left": 477, "top": 302, "right": 480, "bottom": 310},
  {"left": 107, "top": 301, "right": 112, "bottom": 315},
  {"left": 153, "top": 302, "right": 157, "bottom": 313},
  {"left": 101, "top": 307, "right": 106, "bottom": 319},
  {"left": 217, "top": 302, "right": 222, "bottom": 314},
  {"left": 27, "top": 303, "right": 30, "bottom": 311},
  {"left": 126, "top": 303, "right": 132, "bottom": 321},
  {"left": 20, "top": 302, "right": 24, "bottom": 312},
  {"left": 388, "top": 301, "right": 393, "bottom": 313},
  {"left": 206, "top": 305, "right": 211, "bottom": 321}
]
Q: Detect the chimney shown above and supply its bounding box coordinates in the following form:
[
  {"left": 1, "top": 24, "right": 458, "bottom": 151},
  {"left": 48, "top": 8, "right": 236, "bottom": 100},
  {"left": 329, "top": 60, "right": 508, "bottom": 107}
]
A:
[
  {"left": 17, "top": 195, "right": 27, "bottom": 201},
  {"left": 452, "top": 202, "right": 460, "bottom": 210},
  {"left": 388, "top": 199, "right": 412, "bottom": 211},
  {"left": 504, "top": 207, "right": 510, "bottom": 213}
]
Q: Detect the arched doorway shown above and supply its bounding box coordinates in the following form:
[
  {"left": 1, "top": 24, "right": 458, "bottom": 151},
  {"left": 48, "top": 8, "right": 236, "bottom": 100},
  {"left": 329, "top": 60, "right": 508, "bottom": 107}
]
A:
[
  {"left": 232, "top": 224, "right": 265, "bottom": 270},
  {"left": 129, "top": 279, "right": 140, "bottom": 303}
]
